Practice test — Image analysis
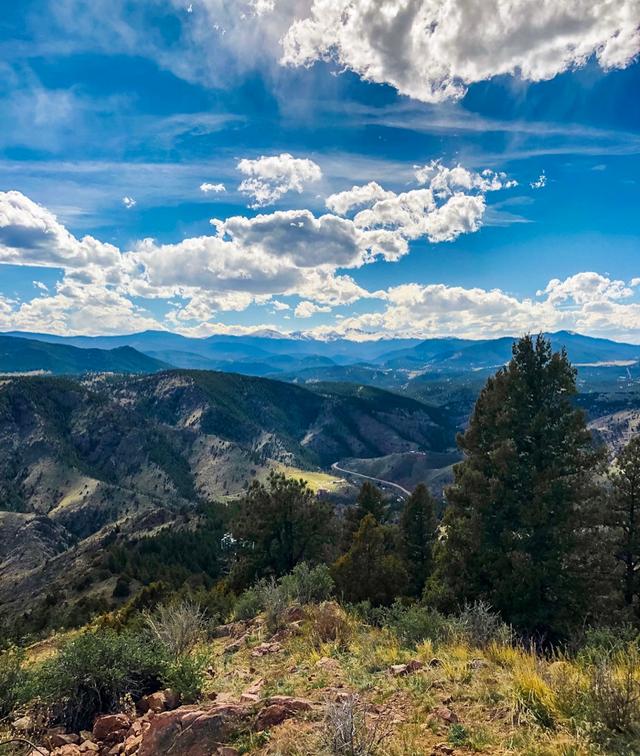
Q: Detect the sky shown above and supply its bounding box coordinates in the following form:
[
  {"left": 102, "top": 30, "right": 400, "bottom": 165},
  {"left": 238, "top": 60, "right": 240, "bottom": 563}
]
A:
[{"left": 0, "top": 0, "right": 639, "bottom": 341}]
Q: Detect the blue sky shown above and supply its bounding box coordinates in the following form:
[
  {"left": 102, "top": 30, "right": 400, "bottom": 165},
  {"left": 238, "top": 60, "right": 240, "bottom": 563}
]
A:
[{"left": 0, "top": 0, "right": 639, "bottom": 340}]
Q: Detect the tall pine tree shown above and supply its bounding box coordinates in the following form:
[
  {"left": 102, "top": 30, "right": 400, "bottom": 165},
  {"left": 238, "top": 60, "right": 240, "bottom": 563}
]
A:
[
  {"left": 400, "top": 483, "right": 437, "bottom": 596},
  {"left": 429, "top": 334, "right": 604, "bottom": 638},
  {"left": 609, "top": 436, "right": 640, "bottom": 615}
]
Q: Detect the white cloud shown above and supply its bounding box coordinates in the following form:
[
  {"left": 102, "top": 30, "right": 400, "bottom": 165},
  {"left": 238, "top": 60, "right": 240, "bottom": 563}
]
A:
[
  {"left": 280, "top": 0, "right": 640, "bottom": 103},
  {"left": 200, "top": 182, "right": 226, "bottom": 193},
  {"left": 326, "top": 181, "right": 395, "bottom": 215},
  {"left": 415, "top": 161, "right": 517, "bottom": 195},
  {"left": 316, "top": 272, "right": 640, "bottom": 341},
  {"left": 540, "top": 272, "right": 632, "bottom": 304},
  {"left": 271, "top": 299, "right": 290, "bottom": 310},
  {"left": 237, "top": 153, "right": 322, "bottom": 207},
  {"left": 530, "top": 172, "right": 547, "bottom": 189},
  {"left": 122, "top": 196, "right": 136, "bottom": 208},
  {"left": 33, "top": 281, "right": 49, "bottom": 292},
  {"left": 294, "top": 300, "right": 332, "bottom": 318}
]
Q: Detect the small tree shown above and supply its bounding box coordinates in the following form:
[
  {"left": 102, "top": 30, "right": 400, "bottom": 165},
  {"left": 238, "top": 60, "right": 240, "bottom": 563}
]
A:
[
  {"left": 333, "top": 514, "right": 407, "bottom": 606},
  {"left": 609, "top": 436, "right": 640, "bottom": 614},
  {"left": 400, "top": 483, "right": 437, "bottom": 596},
  {"left": 232, "top": 471, "right": 334, "bottom": 584}
]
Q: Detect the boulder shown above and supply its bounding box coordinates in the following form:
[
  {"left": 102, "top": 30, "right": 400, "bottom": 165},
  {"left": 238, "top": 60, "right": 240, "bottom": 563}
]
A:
[
  {"left": 433, "top": 706, "right": 458, "bottom": 724},
  {"left": 138, "top": 688, "right": 179, "bottom": 714},
  {"left": 240, "top": 678, "right": 265, "bottom": 702},
  {"left": 92, "top": 713, "right": 132, "bottom": 743},
  {"left": 250, "top": 641, "right": 282, "bottom": 657},
  {"left": 13, "top": 714, "right": 35, "bottom": 732},
  {"left": 255, "top": 696, "right": 312, "bottom": 730},
  {"left": 137, "top": 704, "right": 250, "bottom": 756},
  {"left": 48, "top": 731, "right": 80, "bottom": 748}
]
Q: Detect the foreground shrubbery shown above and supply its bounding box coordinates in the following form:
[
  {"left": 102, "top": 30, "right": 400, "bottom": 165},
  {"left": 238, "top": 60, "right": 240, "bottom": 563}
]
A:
[{"left": 2, "top": 625, "right": 209, "bottom": 732}]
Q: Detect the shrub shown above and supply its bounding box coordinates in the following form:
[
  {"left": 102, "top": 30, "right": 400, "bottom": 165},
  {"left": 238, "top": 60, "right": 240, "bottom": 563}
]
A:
[
  {"left": 583, "top": 644, "right": 640, "bottom": 734},
  {"left": 322, "top": 695, "right": 388, "bottom": 755},
  {"left": 28, "top": 629, "right": 169, "bottom": 731},
  {"left": 260, "top": 578, "right": 289, "bottom": 635},
  {"left": 457, "top": 601, "right": 512, "bottom": 649},
  {"left": 279, "top": 562, "right": 334, "bottom": 604},
  {"left": 365, "top": 601, "right": 458, "bottom": 648},
  {"left": 309, "top": 602, "right": 353, "bottom": 650},
  {"left": 144, "top": 600, "right": 208, "bottom": 658},
  {"left": 164, "top": 650, "right": 210, "bottom": 704},
  {"left": 233, "top": 586, "right": 265, "bottom": 621},
  {"left": 0, "top": 645, "right": 26, "bottom": 718}
]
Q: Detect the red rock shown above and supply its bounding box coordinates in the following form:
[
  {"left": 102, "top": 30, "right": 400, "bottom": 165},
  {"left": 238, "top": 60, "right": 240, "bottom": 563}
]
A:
[
  {"left": 433, "top": 706, "right": 458, "bottom": 724},
  {"left": 137, "top": 704, "right": 250, "bottom": 756},
  {"left": 92, "top": 714, "right": 132, "bottom": 743},
  {"left": 138, "top": 688, "right": 179, "bottom": 714},
  {"left": 250, "top": 641, "right": 282, "bottom": 657},
  {"left": 47, "top": 729, "right": 80, "bottom": 748},
  {"left": 256, "top": 697, "right": 312, "bottom": 730},
  {"left": 51, "top": 746, "right": 82, "bottom": 756}
]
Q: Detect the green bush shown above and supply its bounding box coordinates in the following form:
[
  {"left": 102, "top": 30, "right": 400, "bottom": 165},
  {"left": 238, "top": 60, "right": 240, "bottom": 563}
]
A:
[
  {"left": 233, "top": 586, "right": 264, "bottom": 621},
  {"left": 279, "top": 562, "right": 334, "bottom": 604},
  {"left": 365, "top": 601, "right": 459, "bottom": 647},
  {"left": 0, "top": 645, "right": 26, "bottom": 718},
  {"left": 27, "top": 629, "right": 169, "bottom": 730},
  {"left": 457, "top": 601, "right": 512, "bottom": 649},
  {"left": 164, "top": 650, "right": 209, "bottom": 704}
]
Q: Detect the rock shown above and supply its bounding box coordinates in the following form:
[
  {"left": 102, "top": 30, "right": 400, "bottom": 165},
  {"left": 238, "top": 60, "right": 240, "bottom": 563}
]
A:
[
  {"left": 48, "top": 731, "right": 80, "bottom": 748},
  {"left": 433, "top": 706, "right": 458, "bottom": 724},
  {"left": 223, "top": 635, "right": 247, "bottom": 655},
  {"left": 79, "top": 742, "right": 99, "bottom": 753},
  {"left": 51, "top": 746, "right": 83, "bottom": 756},
  {"left": 215, "top": 749, "right": 239, "bottom": 756},
  {"left": 315, "top": 656, "right": 340, "bottom": 671},
  {"left": 432, "top": 745, "right": 455, "bottom": 755},
  {"left": 212, "top": 621, "right": 245, "bottom": 639},
  {"left": 92, "top": 713, "right": 132, "bottom": 743},
  {"left": 79, "top": 731, "right": 93, "bottom": 742},
  {"left": 250, "top": 641, "right": 282, "bottom": 657},
  {"left": 390, "top": 659, "right": 424, "bottom": 676},
  {"left": 123, "top": 734, "right": 142, "bottom": 755},
  {"left": 256, "top": 697, "right": 312, "bottom": 730},
  {"left": 240, "top": 678, "right": 265, "bottom": 702},
  {"left": 137, "top": 704, "right": 250, "bottom": 756},
  {"left": 27, "top": 751, "right": 50, "bottom": 756},
  {"left": 13, "top": 714, "right": 35, "bottom": 732},
  {"left": 428, "top": 657, "right": 444, "bottom": 668},
  {"left": 138, "top": 688, "right": 179, "bottom": 714}
]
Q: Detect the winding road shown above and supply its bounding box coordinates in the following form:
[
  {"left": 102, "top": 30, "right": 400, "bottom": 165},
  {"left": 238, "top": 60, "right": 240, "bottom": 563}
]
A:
[{"left": 331, "top": 462, "right": 412, "bottom": 498}]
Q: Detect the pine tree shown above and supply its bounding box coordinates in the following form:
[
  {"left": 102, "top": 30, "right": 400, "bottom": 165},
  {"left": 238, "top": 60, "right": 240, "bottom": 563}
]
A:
[
  {"left": 332, "top": 514, "right": 407, "bottom": 605},
  {"left": 429, "top": 334, "right": 604, "bottom": 638},
  {"left": 232, "top": 471, "right": 334, "bottom": 585},
  {"left": 400, "top": 483, "right": 437, "bottom": 596},
  {"left": 609, "top": 436, "right": 640, "bottom": 614},
  {"left": 342, "top": 481, "right": 387, "bottom": 549}
]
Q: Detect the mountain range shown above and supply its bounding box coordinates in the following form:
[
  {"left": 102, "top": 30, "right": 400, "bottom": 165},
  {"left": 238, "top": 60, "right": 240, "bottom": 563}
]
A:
[{"left": 3, "top": 329, "right": 640, "bottom": 380}]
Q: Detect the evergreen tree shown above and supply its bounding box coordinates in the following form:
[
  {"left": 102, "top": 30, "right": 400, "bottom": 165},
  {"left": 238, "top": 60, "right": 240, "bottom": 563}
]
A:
[
  {"left": 332, "top": 514, "right": 407, "bottom": 606},
  {"left": 400, "top": 483, "right": 437, "bottom": 596},
  {"left": 609, "top": 436, "right": 640, "bottom": 615},
  {"left": 342, "top": 481, "right": 387, "bottom": 549},
  {"left": 232, "top": 471, "right": 334, "bottom": 584},
  {"left": 429, "top": 334, "right": 604, "bottom": 638}
]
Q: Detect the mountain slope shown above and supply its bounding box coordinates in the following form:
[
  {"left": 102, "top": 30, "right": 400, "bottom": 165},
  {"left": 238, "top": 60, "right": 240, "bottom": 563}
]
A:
[
  {"left": 0, "top": 335, "right": 170, "bottom": 374},
  {"left": 0, "top": 370, "right": 453, "bottom": 625}
]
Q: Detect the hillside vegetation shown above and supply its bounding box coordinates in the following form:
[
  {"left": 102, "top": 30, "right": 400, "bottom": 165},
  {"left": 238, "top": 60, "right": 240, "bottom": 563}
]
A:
[{"left": 1, "top": 336, "right": 640, "bottom": 755}]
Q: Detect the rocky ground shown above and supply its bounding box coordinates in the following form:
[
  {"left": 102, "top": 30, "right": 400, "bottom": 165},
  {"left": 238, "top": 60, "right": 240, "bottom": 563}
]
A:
[{"left": 7, "top": 603, "right": 625, "bottom": 756}]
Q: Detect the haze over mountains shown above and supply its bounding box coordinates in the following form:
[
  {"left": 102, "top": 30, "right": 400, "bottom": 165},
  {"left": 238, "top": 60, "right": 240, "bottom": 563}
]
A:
[{"left": 4, "top": 329, "right": 640, "bottom": 381}]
